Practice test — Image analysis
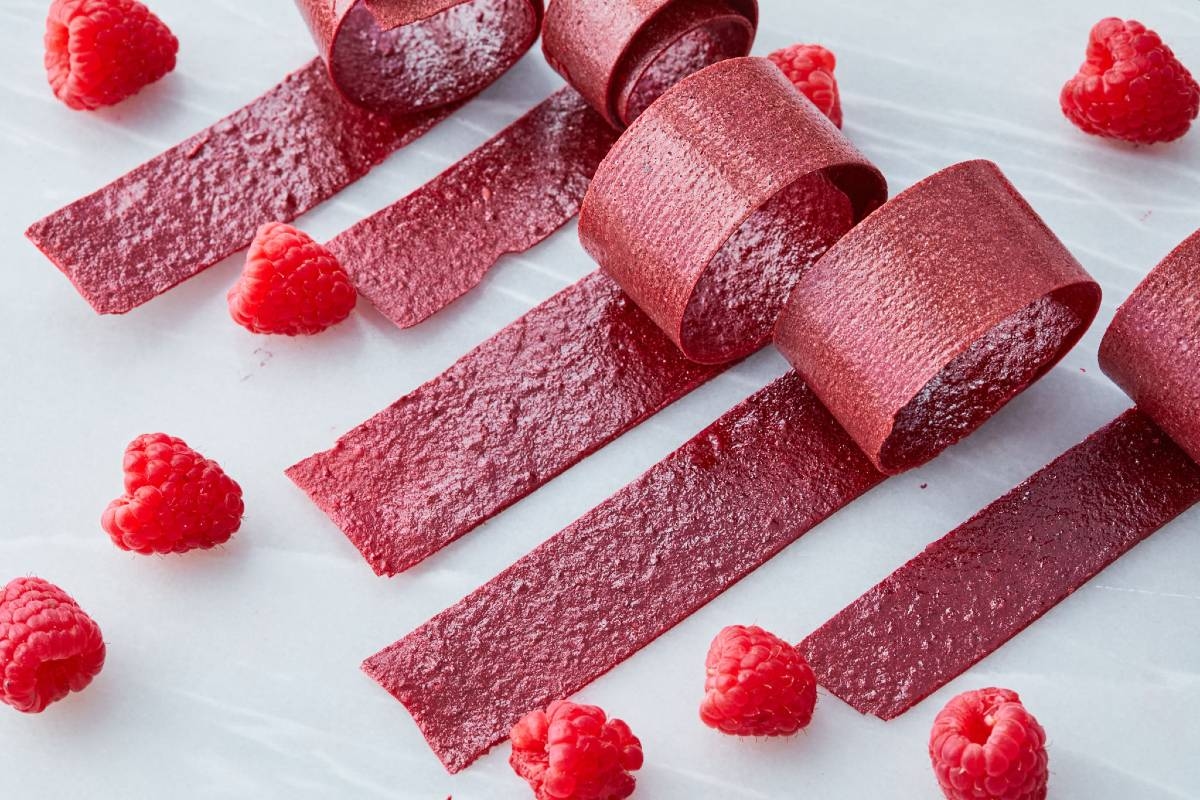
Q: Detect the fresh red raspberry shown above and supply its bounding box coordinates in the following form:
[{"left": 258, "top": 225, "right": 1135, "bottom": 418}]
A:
[
  {"left": 0, "top": 577, "right": 105, "bottom": 713},
  {"left": 930, "top": 688, "right": 1049, "bottom": 800},
  {"left": 509, "top": 700, "right": 644, "bottom": 800},
  {"left": 101, "top": 433, "right": 244, "bottom": 555},
  {"left": 699, "top": 624, "right": 817, "bottom": 736},
  {"left": 44, "top": 0, "right": 178, "bottom": 111},
  {"left": 228, "top": 222, "right": 358, "bottom": 336},
  {"left": 768, "top": 44, "right": 844, "bottom": 127},
  {"left": 1061, "top": 18, "right": 1199, "bottom": 144}
]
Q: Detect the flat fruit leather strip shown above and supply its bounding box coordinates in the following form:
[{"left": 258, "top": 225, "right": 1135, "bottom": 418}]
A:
[
  {"left": 26, "top": 0, "right": 543, "bottom": 313},
  {"left": 365, "top": 62, "right": 1100, "bottom": 771},
  {"left": 363, "top": 373, "right": 886, "bottom": 772},
  {"left": 330, "top": 88, "right": 617, "bottom": 329},
  {"left": 802, "top": 409, "right": 1200, "bottom": 720},
  {"left": 26, "top": 62, "right": 446, "bottom": 314},
  {"left": 804, "top": 226, "right": 1200, "bottom": 720},
  {"left": 286, "top": 270, "right": 726, "bottom": 575}
]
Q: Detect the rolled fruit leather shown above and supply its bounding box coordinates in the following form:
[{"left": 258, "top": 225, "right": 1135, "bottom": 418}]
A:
[
  {"left": 331, "top": 0, "right": 761, "bottom": 329},
  {"left": 362, "top": 58, "right": 1100, "bottom": 772},
  {"left": 803, "top": 227, "right": 1200, "bottom": 721},
  {"left": 289, "top": 1, "right": 778, "bottom": 574},
  {"left": 25, "top": 0, "right": 544, "bottom": 313}
]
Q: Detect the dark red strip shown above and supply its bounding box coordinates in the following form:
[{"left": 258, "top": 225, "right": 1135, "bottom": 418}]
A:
[
  {"left": 286, "top": 271, "right": 722, "bottom": 575},
  {"left": 802, "top": 408, "right": 1200, "bottom": 721},
  {"left": 331, "top": 88, "right": 616, "bottom": 329},
  {"left": 26, "top": 61, "right": 446, "bottom": 315},
  {"left": 363, "top": 372, "right": 884, "bottom": 772}
]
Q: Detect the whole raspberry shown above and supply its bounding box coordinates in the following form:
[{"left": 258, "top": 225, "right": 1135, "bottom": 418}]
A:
[
  {"left": 509, "top": 700, "right": 644, "bottom": 800},
  {"left": 768, "top": 44, "right": 844, "bottom": 127},
  {"left": 699, "top": 624, "right": 817, "bottom": 736},
  {"left": 1061, "top": 18, "right": 1199, "bottom": 144},
  {"left": 228, "top": 222, "right": 358, "bottom": 336},
  {"left": 0, "top": 577, "right": 105, "bottom": 713},
  {"left": 930, "top": 688, "right": 1049, "bottom": 800},
  {"left": 102, "top": 433, "right": 244, "bottom": 555},
  {"left": 44, "top": 0, "right": 178, "bottom": 111}
]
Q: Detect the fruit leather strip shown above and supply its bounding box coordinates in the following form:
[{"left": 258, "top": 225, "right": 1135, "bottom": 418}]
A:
[
  {"left": 286, "top": 271, "right": 722, "bottom": 575},
  {"left": 775, "top": 160, "right": 1101, "bottom": 474},
  {"left": 802, "top": 408, "right": 1200, "bottom": 721},
  {"left": 289, "top": 164, "right": 854, "bottom": 575},
  {"left": 330, "top": 88, "right": 617, "bottom": 329},
  {"left": 579, "top": 57, "right": 888, "bottom": 365},
  {"left": 1100, "top": 228, "right": 1200, "bottom": 464},
  {"left": 25, "top": 61, "right": 446, "bottom": 315},
  {"left": 28, "top": 0, "right": 543, "bottom": 315},
  {"left": 298, "top": 0, "right": 544, "bottom": 116},
  {"left": 541, "top": 0, "right": 758, "bottom": 127},
  {"left": 363, "top": 373, "right": 886, "bottom": 772}
]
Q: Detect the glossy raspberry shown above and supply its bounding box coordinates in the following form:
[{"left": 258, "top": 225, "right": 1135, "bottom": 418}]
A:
[
  {"left": 509, "top": 700, "right": 643, "bottom": 800},
  {"left": 228, "top": 222, "right": 358, "bottom": 336},
  {"left": 700, "top": 624, "right": 817, "bottom": 737},
  {"left": 44, "top": 0, "right": 178, "bottom": 111},
  {"left": 768, "top": 44, "right": 843, "bottom": 127},
  {"left": 0, "top": 577, "right": 105, "bottom": 713},
  {"left": 930, "top": 688, "right": 1049, "bottom": 800},
  {"left": 1061, "top": 18, "right": 1199, "bottom": 144},
  {"left": 102, "top": 433, "right": 244, "bottom": 555}
]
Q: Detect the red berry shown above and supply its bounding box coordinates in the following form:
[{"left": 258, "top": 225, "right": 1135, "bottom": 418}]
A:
[
  {"left": 930, "top": 688, "right": 1049, "bottom": 800},
  {"left": 699, "top": 624, "right": 817, "bottom": 737},
  {"left": 1061, "top": 18, "right": 1199, "bottom": 144},
  {"left": 44, "top": 0, "right": 178, "bottom": 111},
  {"left": 510, "top": 700, "right": 643, "bottom": 800},
  {"left": 228, "top": 222, "right": 357, "bottom": 336},
  {"left": 0, "top": 577, "right": 105, "bottom": 713},
  {"left": 768, "top": 44, "right": 844, "bottom": 127},
  {"left": 102, "top": 433, "right": 244, "bottom": 555}
]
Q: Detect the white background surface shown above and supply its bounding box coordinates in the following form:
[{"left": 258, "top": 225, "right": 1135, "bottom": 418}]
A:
[{"left": 2, "top": 0, "right": 1199, "bottom": 797}]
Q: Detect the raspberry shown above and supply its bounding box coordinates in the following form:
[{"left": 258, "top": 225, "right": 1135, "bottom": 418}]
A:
[
  {"left": 929, "top": 688, "right": 1049, "bottom": 800},
  {"left": 509, "top": 700, "right": 644, "bottom": 800},
  {"left": 44, "top": 0, "right": 178, "bottom": 111},
  {"left": 1061, "top": 18, "right": 1199, "bottom": 144},
  {"left": 101, "top": 433, "right": 244, "bottom": 555},
  {"left": 768, "top": 44, "right": 844, "bottom": 127},
  {"left": 699, "top": 624, "right": 817, "bottom": 737},
  {"left": 228, "top": 222, "right": 358, "bottom": 336},
  {"left": 0, "top": 577, "right": 105, "bottom": 713}
]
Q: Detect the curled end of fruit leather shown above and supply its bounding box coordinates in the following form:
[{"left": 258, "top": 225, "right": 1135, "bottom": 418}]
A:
[
  {"left": 296, "top": 0, "right": 545, "bottom": 116},
  {"left": 542, "top": 0, "right": 758, "bottom": 128},
  {"left": 1100, "top": 228, "right": 1200, "bottom": 465}
]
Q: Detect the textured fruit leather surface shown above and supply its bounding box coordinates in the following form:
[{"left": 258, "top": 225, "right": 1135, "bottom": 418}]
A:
[
  {"left": 331, "top": 88, "right": 618, "bottom": 328},
  {"left": 25, "top": 61, "right": 448, "bottom": 314},
  {"left": 287, "top": 271, "right": 726, "bottom": 575},
  {"left": 363, "top": 373, "right": 886, "bottom": 772},
  {"left": 803, "top": 408, "right": 1200, "bottom": 720}
]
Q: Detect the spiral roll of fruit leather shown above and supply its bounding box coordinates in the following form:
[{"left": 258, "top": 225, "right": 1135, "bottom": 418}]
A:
[{"left": 804, "top": 227, "right": 1200, "bottom": 721}]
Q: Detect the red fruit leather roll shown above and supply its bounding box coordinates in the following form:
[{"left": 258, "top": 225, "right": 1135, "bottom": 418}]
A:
[
  {"left": 365, "top": 61, "right": 1099, "bottom": 771},
  {"left": 26, "top": 0, "right": 543, "bottom": 314},
  {"left": 803, "top": 228, "right": 1200, "bottom": 720},
  {"left": 334, "top": 0, "right": 759, "bottom": 328}
]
